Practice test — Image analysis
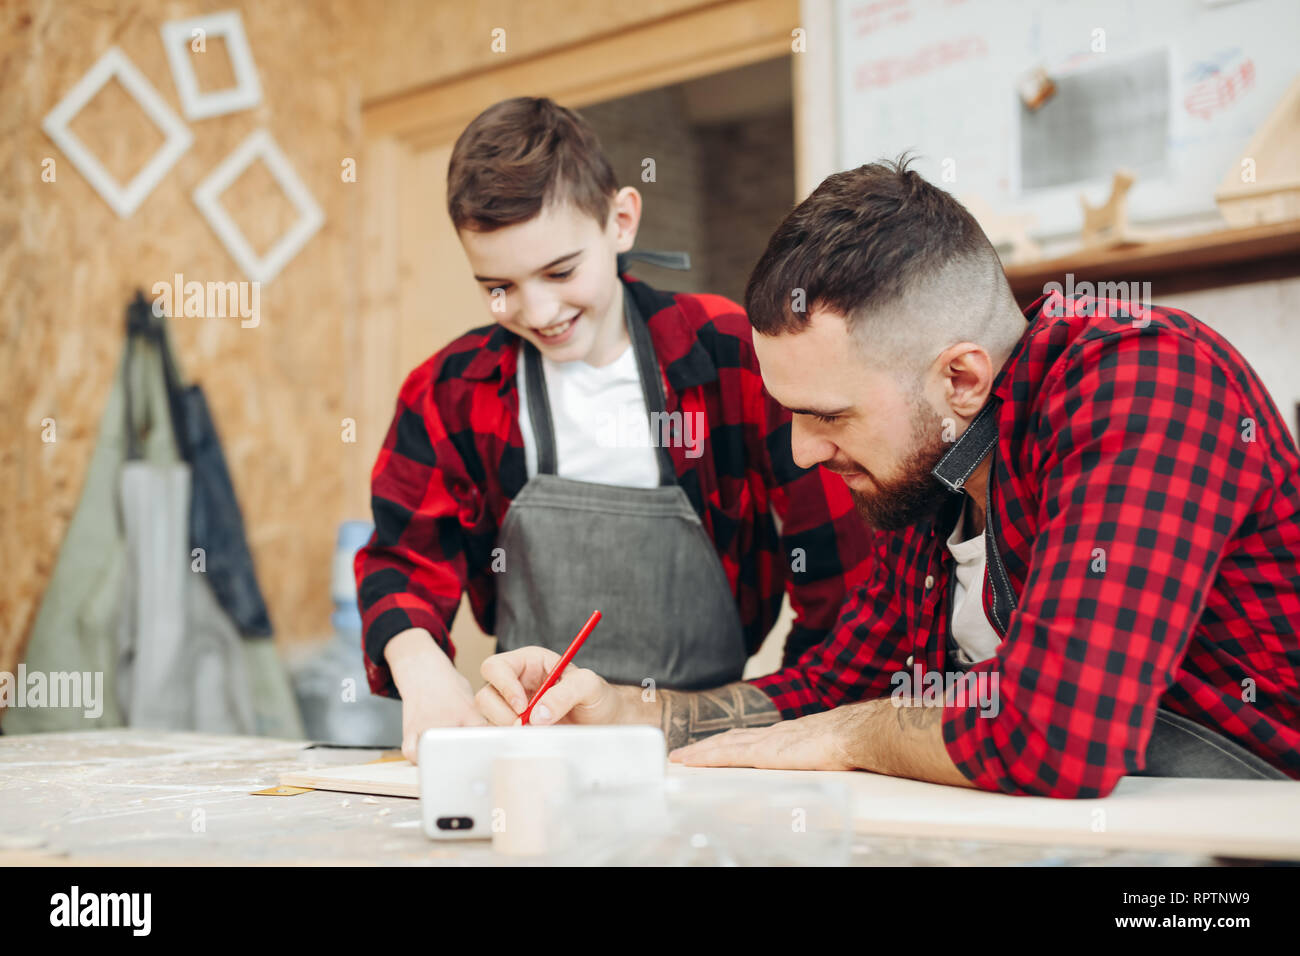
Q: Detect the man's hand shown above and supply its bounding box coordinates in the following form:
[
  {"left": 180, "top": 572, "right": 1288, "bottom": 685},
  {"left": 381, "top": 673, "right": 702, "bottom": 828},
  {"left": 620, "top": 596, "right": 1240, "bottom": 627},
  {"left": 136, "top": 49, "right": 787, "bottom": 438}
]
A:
[
  {"left": 385, "top": 628, "right": 487, "bottom": 763},
  {"left": 669, "top": 697, "right": 976, "bottom": 788},
  {"left": 476, "top": 646, "right": 630, "bottom": 726},
  {"left": 669, "top": 706, "right": 857, "bottom": 770}
]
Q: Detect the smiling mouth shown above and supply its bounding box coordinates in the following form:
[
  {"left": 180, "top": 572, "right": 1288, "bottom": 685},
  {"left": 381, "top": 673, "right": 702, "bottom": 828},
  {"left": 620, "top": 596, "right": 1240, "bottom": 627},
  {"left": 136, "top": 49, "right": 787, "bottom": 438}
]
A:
[{"left": 536, "top": 313, "right": 579, "bottom": 339}]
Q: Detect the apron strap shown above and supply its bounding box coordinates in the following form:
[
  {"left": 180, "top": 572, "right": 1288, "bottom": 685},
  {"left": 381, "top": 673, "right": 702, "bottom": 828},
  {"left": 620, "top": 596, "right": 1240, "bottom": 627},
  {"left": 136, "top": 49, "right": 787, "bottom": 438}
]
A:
[
  {"left": 521, "top": 286, "right": 676, "bottom": 486},
  {"left": 521, "top": 340, "right": 559, "bottom": 476}
]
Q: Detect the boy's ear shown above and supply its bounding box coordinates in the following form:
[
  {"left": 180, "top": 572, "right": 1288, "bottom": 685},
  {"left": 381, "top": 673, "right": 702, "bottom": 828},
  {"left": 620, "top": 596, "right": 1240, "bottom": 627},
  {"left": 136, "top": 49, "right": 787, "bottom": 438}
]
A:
[{"left": 609, "top": 186, "right": 642, "bottom": 253}]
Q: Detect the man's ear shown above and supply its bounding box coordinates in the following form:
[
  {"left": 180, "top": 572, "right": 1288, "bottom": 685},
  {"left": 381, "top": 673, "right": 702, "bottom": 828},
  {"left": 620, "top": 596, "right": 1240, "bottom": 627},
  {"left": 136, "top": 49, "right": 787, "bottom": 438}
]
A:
[
  {"left": 934, "top": 342, "right": 995, "bottom": 419},
  {"left": 610, "top": 187, "right": 642, "bottom": 253}
]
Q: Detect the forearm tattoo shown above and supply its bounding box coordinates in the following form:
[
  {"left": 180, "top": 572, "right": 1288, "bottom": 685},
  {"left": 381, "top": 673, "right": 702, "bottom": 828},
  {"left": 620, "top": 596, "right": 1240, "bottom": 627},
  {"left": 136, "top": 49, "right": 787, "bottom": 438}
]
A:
[
  {"left": 893, "top": 699, "right": 946, "bottom": 734},
  {"left": 659, "top": 682, "right": 778, "bottom": 750}
]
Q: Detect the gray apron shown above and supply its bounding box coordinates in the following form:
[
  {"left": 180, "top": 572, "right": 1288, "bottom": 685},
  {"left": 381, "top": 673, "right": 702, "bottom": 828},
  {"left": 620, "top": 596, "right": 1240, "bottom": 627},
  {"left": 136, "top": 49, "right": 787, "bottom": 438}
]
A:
[
  {"left": 1135, "top": 707, "right": 1287, "bottom": 779},
  {"left": 494, "top": 287, "right": 748, "bottom": 690}
]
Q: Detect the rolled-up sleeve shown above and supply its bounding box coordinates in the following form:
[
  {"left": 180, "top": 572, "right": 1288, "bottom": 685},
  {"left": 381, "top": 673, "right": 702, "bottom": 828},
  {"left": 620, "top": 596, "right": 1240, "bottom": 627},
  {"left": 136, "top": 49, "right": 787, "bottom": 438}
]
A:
[
  {"left": 751, "top": 529, "right": 911, "bottom": 717},
  {"left": 355, "top": 366, "right": 493, "bottom": 697}
]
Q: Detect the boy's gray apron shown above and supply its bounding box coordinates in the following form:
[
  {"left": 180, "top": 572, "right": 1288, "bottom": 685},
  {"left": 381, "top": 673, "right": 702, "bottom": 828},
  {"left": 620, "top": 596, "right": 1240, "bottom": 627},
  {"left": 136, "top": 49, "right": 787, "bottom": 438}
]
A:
[{"left": 494, "top": 287, "right": 748, "bottom": 690}]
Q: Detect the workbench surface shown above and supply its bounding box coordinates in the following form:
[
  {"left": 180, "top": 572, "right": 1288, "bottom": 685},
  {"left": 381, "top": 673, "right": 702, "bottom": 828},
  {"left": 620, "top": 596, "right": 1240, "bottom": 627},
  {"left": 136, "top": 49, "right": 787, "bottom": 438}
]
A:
[{"left": 0, "top": 730, "right": 1219, "bottom": 865}]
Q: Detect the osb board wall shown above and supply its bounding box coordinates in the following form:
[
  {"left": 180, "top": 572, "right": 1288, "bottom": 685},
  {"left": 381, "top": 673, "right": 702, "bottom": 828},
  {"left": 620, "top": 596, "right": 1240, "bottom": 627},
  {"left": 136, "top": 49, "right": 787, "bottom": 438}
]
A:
[
  {"left": 0, "top": 0, "right": 721, "bottom": 681},
  {"left": 0, "top": 0, "right": 366, "bottom": 683}
]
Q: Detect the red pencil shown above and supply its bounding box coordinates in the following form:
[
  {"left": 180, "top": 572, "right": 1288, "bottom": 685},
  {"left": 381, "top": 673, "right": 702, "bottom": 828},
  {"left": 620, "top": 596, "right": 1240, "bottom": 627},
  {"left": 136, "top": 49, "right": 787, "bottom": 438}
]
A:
[{"left": 519, "top": 610, "right": 602, "bottom": 726}]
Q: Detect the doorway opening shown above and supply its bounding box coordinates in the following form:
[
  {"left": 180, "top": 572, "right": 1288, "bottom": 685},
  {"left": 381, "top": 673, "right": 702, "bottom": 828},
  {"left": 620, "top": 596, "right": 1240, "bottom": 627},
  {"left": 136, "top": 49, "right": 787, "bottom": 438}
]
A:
[{"left": 582, "top": 56, "right": 795, "bottom": 306}]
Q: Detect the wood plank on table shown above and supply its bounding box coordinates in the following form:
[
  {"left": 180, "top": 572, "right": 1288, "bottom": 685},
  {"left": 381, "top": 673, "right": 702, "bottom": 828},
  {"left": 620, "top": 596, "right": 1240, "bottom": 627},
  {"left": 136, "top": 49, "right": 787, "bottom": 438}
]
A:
[{"left": 282, "top": 759, "right": 1300, "bottom": 860}]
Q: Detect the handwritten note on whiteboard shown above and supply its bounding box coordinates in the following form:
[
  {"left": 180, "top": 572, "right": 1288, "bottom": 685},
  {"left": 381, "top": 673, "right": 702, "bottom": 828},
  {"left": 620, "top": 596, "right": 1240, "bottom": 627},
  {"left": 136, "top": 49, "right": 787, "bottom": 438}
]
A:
[{"left": 833, "top": 0, "right": 1300, "bottom": 237}]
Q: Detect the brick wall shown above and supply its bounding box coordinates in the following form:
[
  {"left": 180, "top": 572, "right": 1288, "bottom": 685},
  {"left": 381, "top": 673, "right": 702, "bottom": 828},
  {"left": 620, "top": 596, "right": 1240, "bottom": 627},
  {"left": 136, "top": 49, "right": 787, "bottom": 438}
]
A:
[
  {"left": 698, "top": 110, "right": 795, "bottom": 304},
  {"left": 581, "top": 91, "right": 794, "bottom": 306}
]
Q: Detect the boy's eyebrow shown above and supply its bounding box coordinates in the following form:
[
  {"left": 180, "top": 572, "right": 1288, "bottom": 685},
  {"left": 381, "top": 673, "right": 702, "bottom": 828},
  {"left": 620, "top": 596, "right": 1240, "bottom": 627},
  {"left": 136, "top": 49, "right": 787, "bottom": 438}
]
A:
[{"left": 473, "top": 250, "right": 582, "bottom": 283}]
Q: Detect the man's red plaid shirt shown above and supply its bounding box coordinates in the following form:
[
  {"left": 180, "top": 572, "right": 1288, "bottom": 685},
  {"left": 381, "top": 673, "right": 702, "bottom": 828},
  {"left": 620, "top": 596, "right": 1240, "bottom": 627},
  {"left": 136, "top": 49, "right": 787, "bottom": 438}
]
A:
[{"left": 753, "top": 291, "right": 1300, "bottom": 796}]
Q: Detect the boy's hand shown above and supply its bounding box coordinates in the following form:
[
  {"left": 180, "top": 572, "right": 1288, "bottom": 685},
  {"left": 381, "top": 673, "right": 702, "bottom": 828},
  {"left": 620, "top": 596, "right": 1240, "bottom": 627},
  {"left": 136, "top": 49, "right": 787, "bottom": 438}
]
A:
[
  {"left": 385, "top": 628, "right": 487, "bottom": 763},
  {"left": 397, "top": 682, "right": 486, "bottom": 764},
  {"left": 477, "top": 647, "right": 629, "bottom": 726}
]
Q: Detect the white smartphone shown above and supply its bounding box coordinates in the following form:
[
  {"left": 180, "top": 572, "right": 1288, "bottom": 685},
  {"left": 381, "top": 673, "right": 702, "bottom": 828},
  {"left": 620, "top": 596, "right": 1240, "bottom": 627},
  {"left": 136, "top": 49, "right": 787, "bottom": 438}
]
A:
[{"left": 418, "top": 725, "right": 667, "bottom": 840}]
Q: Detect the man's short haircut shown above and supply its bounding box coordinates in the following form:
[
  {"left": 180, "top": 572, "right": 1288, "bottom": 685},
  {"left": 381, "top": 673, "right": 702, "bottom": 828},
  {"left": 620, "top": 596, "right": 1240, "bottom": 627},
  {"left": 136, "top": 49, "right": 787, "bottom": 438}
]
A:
[
  {"left": 447, "top": 96, "right": 618, "bottom": 232},
  {"left": 745, "top": 156, "right": 1021, "bottom": 377}
]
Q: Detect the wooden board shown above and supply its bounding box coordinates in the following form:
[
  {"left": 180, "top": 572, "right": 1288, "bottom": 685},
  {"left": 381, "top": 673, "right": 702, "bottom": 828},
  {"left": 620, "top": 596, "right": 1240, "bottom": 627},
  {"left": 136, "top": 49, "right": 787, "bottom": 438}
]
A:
[
  {"left": 282, "top": 759, "right": 1300, "bottom": 860},
  {"left": 281, "top": 759, "right": 421, "bottom": 798}
]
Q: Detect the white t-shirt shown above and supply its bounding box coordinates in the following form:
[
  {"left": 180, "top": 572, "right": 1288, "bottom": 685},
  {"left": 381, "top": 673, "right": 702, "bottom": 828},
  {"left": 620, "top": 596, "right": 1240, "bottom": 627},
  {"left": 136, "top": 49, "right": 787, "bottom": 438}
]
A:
[
  {"left": 516, "top": 343, "right": 661, "bottom": 489},
  {"left": 946, "top": 500, "right": 1003, "bottom": 666}
]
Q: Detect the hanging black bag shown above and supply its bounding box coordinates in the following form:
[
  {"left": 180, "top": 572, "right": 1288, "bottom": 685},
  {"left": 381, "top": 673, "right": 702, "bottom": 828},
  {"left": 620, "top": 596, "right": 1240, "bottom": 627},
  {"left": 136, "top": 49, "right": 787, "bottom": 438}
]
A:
[{"left": 126, "top": 291, "right": 273, "bottom": 637}]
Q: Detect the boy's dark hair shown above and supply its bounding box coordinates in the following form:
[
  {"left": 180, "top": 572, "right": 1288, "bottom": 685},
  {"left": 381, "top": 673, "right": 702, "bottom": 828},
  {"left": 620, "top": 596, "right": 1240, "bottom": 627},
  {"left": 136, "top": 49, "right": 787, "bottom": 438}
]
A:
[
  {"left": 447, "top": 97, "right": 618, "bottom": 232},
  {"left": 744, "top": 155, "right": 999, "bottom": 335}
]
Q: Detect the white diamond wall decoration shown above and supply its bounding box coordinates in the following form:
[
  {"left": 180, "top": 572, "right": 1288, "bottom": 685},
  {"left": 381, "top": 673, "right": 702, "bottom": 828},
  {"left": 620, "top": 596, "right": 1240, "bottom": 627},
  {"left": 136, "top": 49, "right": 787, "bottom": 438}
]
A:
[
  {"left": 193, "top": 129, "right": 324, "bottom": 284},
  {"left": 161, "top": 10, "right": 262, "bottom": 121},
  {"left": 41, "top": 46, "right": 194, "bottom": 219}
]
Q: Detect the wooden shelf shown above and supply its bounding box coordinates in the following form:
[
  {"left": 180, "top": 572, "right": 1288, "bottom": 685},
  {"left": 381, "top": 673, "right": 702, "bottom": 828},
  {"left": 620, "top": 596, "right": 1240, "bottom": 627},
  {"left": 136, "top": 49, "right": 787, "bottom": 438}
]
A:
[{"left": 1004, "top": 219, "right": 1300, "bottom": 306}]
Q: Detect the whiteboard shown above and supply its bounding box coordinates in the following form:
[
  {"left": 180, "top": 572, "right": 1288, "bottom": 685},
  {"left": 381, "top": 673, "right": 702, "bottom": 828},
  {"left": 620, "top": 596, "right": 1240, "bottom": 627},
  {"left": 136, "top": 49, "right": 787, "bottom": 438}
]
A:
[{"left": 833, "top": 0, "right": 1300, "bottom": 237}]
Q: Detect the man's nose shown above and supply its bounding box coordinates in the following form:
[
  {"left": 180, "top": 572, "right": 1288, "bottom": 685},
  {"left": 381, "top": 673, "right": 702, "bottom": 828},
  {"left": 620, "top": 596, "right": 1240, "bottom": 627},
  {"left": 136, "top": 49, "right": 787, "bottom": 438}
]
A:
[{"left": 790, "top": 417, "right": 835, "bottom": 470}]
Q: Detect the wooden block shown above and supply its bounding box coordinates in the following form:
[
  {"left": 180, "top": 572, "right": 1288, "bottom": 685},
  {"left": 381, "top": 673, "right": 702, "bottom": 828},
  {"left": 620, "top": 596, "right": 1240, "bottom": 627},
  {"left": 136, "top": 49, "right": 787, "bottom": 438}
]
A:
[
  {"left": 490, "top": 754, "right": 573, "bottom": 857},
  {"left": 1079, "top": 169, "right": 1159, "bottom": 250}
]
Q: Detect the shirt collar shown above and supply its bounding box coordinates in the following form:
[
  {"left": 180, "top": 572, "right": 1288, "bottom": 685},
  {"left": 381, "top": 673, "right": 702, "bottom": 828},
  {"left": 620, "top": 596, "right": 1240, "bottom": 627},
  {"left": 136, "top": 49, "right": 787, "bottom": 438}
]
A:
[
  {"left": 930, "top": 292, "right": 1051, "bottom": 492},
  {"left": 931, "top": 397, "right": 1001, "bottom": 493}
]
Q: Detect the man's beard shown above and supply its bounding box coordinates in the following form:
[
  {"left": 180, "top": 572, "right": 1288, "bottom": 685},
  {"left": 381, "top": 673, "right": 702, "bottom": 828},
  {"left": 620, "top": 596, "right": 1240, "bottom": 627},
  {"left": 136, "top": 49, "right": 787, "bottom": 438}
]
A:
[{"left": 848, "top": 399, "right": 953, "bottom": 533}]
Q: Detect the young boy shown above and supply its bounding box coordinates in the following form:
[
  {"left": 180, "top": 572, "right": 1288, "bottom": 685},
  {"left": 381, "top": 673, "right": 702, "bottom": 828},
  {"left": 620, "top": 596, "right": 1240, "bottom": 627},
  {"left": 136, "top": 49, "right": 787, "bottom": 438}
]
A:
[{"left": 355, "top": 97, "right": 874, "bottom": 761}]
